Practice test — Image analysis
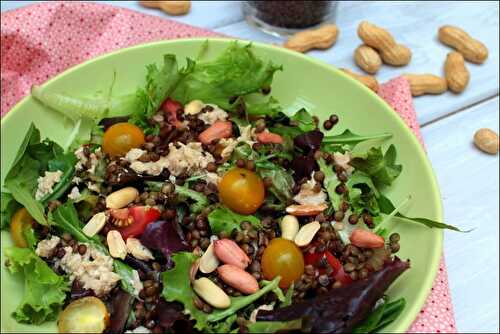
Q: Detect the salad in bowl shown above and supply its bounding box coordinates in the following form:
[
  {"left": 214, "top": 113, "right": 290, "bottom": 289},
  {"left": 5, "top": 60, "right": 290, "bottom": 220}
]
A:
[{"left": 1, "top": 41, "right": 461, "bottom": 333}]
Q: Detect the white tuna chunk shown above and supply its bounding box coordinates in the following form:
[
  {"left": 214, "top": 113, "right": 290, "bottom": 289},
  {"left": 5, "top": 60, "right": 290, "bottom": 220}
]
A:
[{"left": 35, "top": 170, "right": 63, "bottom": 200}]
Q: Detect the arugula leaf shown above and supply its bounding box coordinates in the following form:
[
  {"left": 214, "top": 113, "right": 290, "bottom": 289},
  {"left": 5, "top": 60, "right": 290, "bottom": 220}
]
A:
[
  {"left": 281, "top": 283, "right": 294, "bottom": 308},
  {"left": 247, "top": 319, "right": 302, "bottom": 333},
  {"left": 323, "top": 130, "right": 392, "bottom": 147},
  {"left": 171, "top": 42, "right": 282, "bottom": 114},
  {"left": 353, "top": 297, "right": 406, "bottom": 333},
  {"left": 51, "top": 202, "right": 137, "bottom": 294},
  {"left": 377, "top": 195, "right": 468, "bottom": 232},
  {"left": 208, "top": 206, "right": 261, "bottom": 234},
  {"left": 175, "top": 185, "right": 209, "bottom": 213},
  {"left": 350, "top": 145, "right": 402, "bottom": 188},
  {"left": 0, "top": 192, "right": 21, "bottom": 229},
  {"left": 258, "top": 164, "right": 294, "bottom": 205},
  {"left": 4, "top": 247, "right": 68, "bottom": 324},
  {"left": 162, "top": 252, "right": 281, "bottom": 330},
  {"left": 318, "top": 158, "right": 342, "bottom": 210},
  {"left": 346, "top": 171, "right": 381, "bottom": 216},
  {"left": 206, "top": 314, "right": 237, "bottom": 334}
]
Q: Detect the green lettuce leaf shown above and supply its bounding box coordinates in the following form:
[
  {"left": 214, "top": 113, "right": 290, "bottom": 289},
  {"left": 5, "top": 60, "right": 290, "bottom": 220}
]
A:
[
  {"left": 130, "top": 55, "right": 195, "bottom": 131},
  {"left": 346, "top": 171, "right": 381, "bottom": 216},
  {"left": 175, "top": 185, "right": 209, "bottom": 214},
  {"left": 350, "top": 145, "right": 402, "bottom": 188},
  {"left": 171, "top": 42, "right": 282, "bottom": 114},
  {"left": 258, "top": 164, "right": 294, "bottom": 206},
  {"left": 4, "top": 247, "right": 68, "bottom": 324},
  {"left": 0, "top": 192, "right": 21, "bottom": 229},
  {"left": 208, "top": 206, "right": 261, "bottom": 234},
  {"left": 162, "top": 252, "right": 281, "bottom": 330}
]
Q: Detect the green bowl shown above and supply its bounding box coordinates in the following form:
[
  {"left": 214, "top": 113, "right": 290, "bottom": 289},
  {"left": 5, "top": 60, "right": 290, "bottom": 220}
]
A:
[{"left": 0, "top": 38, "right": 443, "bottom": 333}]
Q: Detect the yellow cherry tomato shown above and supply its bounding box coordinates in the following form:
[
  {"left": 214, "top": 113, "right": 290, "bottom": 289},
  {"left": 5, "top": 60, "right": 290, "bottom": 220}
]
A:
[
  {"left": 218, "top": 168, "right": 265, "bottom": 215},
  {"left": 10, "top": 208, "right": 34, "bottom": 248},
  {"left": 102, "top": 122, "right": 145, "bottom": 157},
  {"left": 58, "top": 296, "right": 110, "bottom": 333},
  {"left": 261, "top": 238, "right": 305, "bottom": 288}
]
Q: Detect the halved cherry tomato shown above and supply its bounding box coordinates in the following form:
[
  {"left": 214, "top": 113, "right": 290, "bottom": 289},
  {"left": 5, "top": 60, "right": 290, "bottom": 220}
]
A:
[
  {"left": 118, "top": 206, "right": 161, "bottom": 240},
  {"left": 102, "top": 122, "right": 145, "bottom": 157},
  {"left": 161, "top": 98, "right": 183, "bottom": 128},
  {"left": 58, "top": 296, "right": 109, "bottom": 333},
  {"left": 218, "top": 168, "right": 265, "bottom": 215},
  {"left": 10, "top": 208, "right": 34, "bottom": 248},
  {"left": 304, "top": 250, "right": 352, "bottom": 285}
]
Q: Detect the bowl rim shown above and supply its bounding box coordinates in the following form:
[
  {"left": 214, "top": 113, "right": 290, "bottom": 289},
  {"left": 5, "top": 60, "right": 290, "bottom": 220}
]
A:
[{"left": 0, "top": 37, "right": 443, "bottom": 333}]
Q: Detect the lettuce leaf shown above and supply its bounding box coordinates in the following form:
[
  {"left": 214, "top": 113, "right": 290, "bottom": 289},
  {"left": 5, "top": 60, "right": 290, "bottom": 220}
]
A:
[
  {"left": 4, "top": 247, "right": 68, "bottom": 324},
  {"left": 171, "top": 42, "right": 282, "bottom": 114},
  {"left": 353, "top": 297, "right": 406, "bottom": 333},
  {"left": 208, "top": 206, "right": 261, "bottom": 235},
  {"left": 3, "top": 124, "right": 76, "bottom": 226},
  {"left": 0, "top": 192, "right": 21, "bottom": 229},
  {"left": 162, "top": 252, "right": 281, "bottom": 330},
  {"left": 247, "top": 319, "right": 302, "bottom": 333}
]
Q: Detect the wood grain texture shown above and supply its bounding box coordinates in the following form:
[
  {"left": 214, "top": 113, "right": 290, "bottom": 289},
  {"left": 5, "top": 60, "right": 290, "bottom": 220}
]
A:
[
  {"left": 421, "top": 97, "right": 499, "bottom": 333},
  {"left": 215, "top": 1, "right": 499, "bottom": 124}
]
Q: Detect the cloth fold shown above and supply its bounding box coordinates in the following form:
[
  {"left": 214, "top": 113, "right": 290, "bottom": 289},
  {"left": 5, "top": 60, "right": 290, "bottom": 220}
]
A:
[{"left": 1, "top": 2, "right": 456, "bottom": 333}]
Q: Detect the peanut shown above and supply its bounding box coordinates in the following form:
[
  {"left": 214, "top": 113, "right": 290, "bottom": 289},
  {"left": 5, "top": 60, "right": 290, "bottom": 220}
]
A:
[
  {"left": 139, "top": 1, "right": 191, "bottom": 16},
  {"left": 444, "top": 51, "right": 470, "bottom": 93},
  {"left": 473, "top": 128, "right": 499, "bottom": 155},
  {"left": 82, "top": 212, "right": 107, "bottom": 237},
  {"left": 106, "top": 187, "right": 139, "bottom": 209},
  {"left": 279, "top": 215, "right": 300, "bottom": 241},
  {"left": 184, "top": 100, "right": 204, "bottom": 115},
  {"left": 349, "top": 228, "right": 385, "bottom": 249},
  {"left": 354, "top": 45, "right": 382, "bottom": 74},
  {"left": 126, "top": 238, "right": 154, "bottom": 261},
  {"left": 294, "top": 221, "right": 321, "bottom": 247},
  {"left": 213, "top": 239, "right": 251, "bottom": 269},
  {"left": 285, "top": 203, "right": 328, "bottom": 216},
  {"left": 217, "top": 264, "right": 260, "bottom": 294},
  {"left": 284, "top": 24, "right": 339, "bottom": 53},
  {"left": 107, "top": 230, "right": 127, "bottom": 259},
  {"left": 199, "top": 242, "right": 219, "bottom": 274},
  {"left": 402, "top": 74, "right": 447, "bottom": 97},
  {"left": 192, "top": 277, "right": 231, "bottom": 309},
  {"left": 357, "top": 21, "right": 411, "bottom": 66},
  {"left": 341, "top": 68, "right": 379, "bottom": 92},
  {"left": 438, "top": 25, "right": 488, "bottom": 64}
]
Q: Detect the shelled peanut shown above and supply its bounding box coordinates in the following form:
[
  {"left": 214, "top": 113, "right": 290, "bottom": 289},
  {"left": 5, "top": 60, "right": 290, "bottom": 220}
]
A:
[
  {"left": 341, "top": 68, "right": 379, "bottom": 92},
  {"left": 357, "top": 21, "right": 412, "bottom": 66},
  {"left": 473, "top": 129, "right": 499, "bottom": 155},
  {"left": 354, "top": 45, "right": 382, "bottom": 74},
  {"left": 402, "top": 74, "right": 447, "bottom": 97},
  {"left": 284, "top": 24, "right": 339, "bottom": 53},
  {"left": 438, "top": 25, "right": 488, "bottom": 64},
  {"left": 139, "top": 1, "right": 191, "bottom": 16},
  {"left": 444, "top": 51, "right": 470, "bottom": 93}
]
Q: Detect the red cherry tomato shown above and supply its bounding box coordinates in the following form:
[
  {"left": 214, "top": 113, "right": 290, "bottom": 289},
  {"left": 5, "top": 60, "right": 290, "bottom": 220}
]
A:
[
  {"left": 304, "top": 250, "right": 352, "bottom": 285},
  {"left": 118, "top": 206, "right": 161, "bottom": 240},
  {"left": 161, "top": 98, "right": 183, "bottom": 128}
]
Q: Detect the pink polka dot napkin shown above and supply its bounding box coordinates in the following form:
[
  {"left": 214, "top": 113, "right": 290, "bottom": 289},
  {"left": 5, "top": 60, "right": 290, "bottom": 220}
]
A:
[{"left": 1, "top": 2, "right": 456, "bottom": 332}]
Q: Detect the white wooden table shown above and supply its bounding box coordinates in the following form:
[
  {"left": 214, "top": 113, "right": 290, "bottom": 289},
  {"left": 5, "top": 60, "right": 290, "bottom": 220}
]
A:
[{"left": 1, "top": 1, "right": 499, "bottom": 332}]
